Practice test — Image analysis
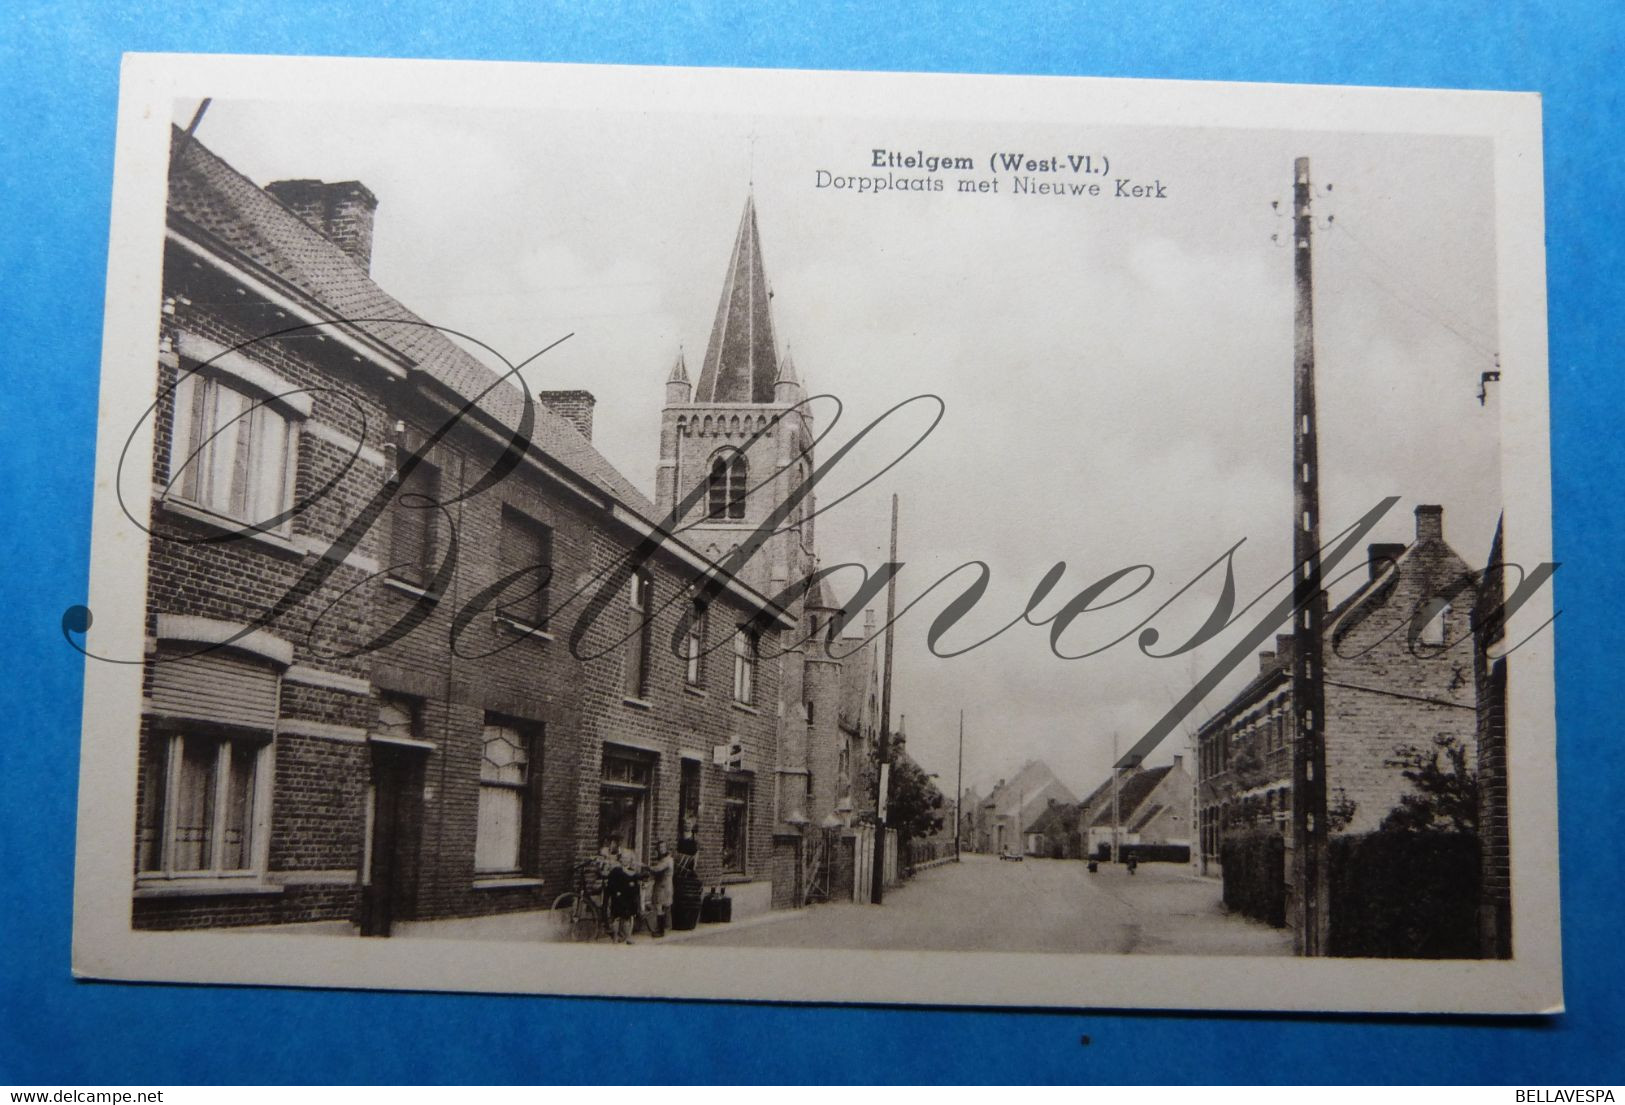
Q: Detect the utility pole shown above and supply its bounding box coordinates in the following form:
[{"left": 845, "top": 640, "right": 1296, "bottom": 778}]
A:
[
  {"left": 870, "top": 494, "right": 900, "bottom": 905},
  {"left": 955, "top": 710, "right": 964, "bottom": 863},
  {"left": 1289, "top": 156, "right": 1331, "bottom": 956},
  {"left": 1111, "top": 731, "right": 1121, "bottom": 864}
]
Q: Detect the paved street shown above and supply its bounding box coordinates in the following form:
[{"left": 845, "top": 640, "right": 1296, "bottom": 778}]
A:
[{"left": 662, "top": 853, "right": 1292, "bottom": 955}]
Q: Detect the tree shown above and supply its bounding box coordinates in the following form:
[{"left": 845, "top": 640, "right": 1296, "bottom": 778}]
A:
[
  {"left": 1380, "top": 734, "right": 1478, "bottom": 833},
  {"left": 884, "top": 754, "right": 945, "bottom": 845}
]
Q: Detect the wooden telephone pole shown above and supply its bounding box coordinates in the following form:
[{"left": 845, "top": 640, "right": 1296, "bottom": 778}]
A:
[
  {"left": 1289, "top": 156, "right": 1331, "bottom": 956},
  {"left": 870, "top": 494, "right": 900, "bottom": 904},
  {"left": 955, "top": 710, "right": 964, "bottom": 863}
]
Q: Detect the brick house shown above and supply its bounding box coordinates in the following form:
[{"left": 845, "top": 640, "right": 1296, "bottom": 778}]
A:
[
  {"left": 1194, "top": 504, "right": 1480, "bottom": 878},
  {"left": 133, "top": 129, "right": 792, "bottom": 934}
]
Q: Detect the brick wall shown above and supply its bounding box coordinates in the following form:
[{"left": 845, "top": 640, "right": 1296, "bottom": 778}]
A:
[
  {"left": 1323, "top": 530, "right": 1478, "bottom": 835},
  {"left": 134, "top": 240, "right": 785, "bottom": 934},
  {"left": 1196, "top": 511, "right": 1483, "bottom": 867}
]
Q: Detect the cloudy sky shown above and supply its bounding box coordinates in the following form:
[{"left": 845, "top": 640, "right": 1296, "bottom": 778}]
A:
[{"left": 177, "top": 83, "right": 1504, "bottom": 798}]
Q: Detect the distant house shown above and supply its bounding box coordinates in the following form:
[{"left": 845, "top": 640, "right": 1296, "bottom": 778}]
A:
[
  {"left": 980, "top": 760, "right": 1078, "bottom": 855},
  {"left": 1028, "top": 800, "right": 1085, "bottom": 859},
  {"left": 958, "top": 786, "right": 984, "bottom": 852},
  {"left": 1083, "top": 758, "right": 1193, "bottom": 860}
]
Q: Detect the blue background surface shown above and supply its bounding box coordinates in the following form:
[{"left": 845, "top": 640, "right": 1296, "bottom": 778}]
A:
[{"left": 2, "top": 1, "right": 1621, "bottom": 1085}]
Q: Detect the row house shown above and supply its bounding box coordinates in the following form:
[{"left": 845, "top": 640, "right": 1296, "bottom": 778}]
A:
[
  {"left": 1194, "top": 504, "right": 1481, "bottom": 877},
  {"left": 134, "top": 129, "right": 791, "bottom": 934}
]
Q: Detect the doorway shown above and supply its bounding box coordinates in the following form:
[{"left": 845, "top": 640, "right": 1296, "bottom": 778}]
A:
[{"left": 359, "top": 742, "right": 425, "bottom": 937}]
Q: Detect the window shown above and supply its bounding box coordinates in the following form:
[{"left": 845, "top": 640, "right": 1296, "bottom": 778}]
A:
[
  {"left": 476, "top": 721, "right": 533, "bottom": 874},
  {"left": 140, "top": 731, "right": 266, "bottom": 877},
  {"left": 706, "top": 452, "right": 748, "bottom": 521},
  {"left": 624, "top": 570, "right": 653, "bottom": 698},
  {"left": 733, "top": 627, "right": 758, "bottom": 705},
  {"left": 498, "top": 507, "right": 553, "bottom": 630},
  {"left": 722, "top": 778, "right": 750, "bottom": 873},
  {"left": 600, "top": 751, "right": 654, "bottom": 860},
  {"left": 679, "top": 759, "right": 702, "bottom": 841},
  {"left": 1421, "top": 602, "right": 1450, "bottom": 646},
  {"left": 684, "top": 604, "right": 707, "bottom": 686},
  {"left": 373, "top": 694, "right": 418, "bottom": 742},
  {"left": 389, "top": 456, "right": 441, "bottom": 588},
  {"left": 140, "top": 647, "right": 279, "bottom": 880},
  {"left": 167, "top": 370, "right": 298, "bottom": 532}
]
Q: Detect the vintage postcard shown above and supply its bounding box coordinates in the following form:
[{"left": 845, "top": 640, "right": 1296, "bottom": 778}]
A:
[{"left": 71, "top": 53, "right": 1559, "bottom": 1013}]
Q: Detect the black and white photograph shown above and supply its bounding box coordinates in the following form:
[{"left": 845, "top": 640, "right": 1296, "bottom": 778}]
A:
[{"left": 71, "top": 54, "right": 1559, "bottom": 1014}]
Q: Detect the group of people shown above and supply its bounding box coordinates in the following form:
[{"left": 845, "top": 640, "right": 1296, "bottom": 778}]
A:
[{"left": 595, "top": 826, "right": 701, "bottom": 943}]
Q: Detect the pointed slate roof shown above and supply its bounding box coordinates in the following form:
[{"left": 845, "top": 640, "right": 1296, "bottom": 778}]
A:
[
  {"left": 694, "top": 197, "right": 781, "bottom": 404},
  {"left": 667, "top": 351, "right": 691, "bottom": 384}
]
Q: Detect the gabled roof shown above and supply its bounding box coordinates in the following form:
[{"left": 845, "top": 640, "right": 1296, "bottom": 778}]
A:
[
  {"left": 1089, "top": 766, "right": 1173, "bottom": 828},
  {"left": 693, "top": 196, "right": 781, "bottom": 404},
  {"left": 1029, "top": 801, "right": 1082, "bottom": 835},
  {"left": 167, "top": 129, "right": 653, "bottom": 514},
  {"left": 984, "top": 762, "right": 1079, "bottom": 829},
  {"left": 1129, "top": 801, "right": 1167, "bottom": 832}
]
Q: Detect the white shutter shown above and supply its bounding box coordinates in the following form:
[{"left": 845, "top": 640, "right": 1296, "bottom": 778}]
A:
[{"left": 151, "top": 650, "right": 280, "bottom": 730}]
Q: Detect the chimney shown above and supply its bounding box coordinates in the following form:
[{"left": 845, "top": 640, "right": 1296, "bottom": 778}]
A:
[
  {"left": 1368, "top": 542, "right": 1407, "bottom": 581},
  {"left": 1173, "top": 754, "right": 1184, "bottom": 773},
  {"left": 1258, "top": 650, "right": 1276, "bottom": 675},
  {"left": 538, "top": 390, "right": 596, "bottom": 442},
  {"left": 1415, "top": 504, "right": 1444, "bottom": 543},
  {"left": 265, "top": 179, "right": 378, "bottom": 271},
  {"left": 1275, "top": 633, "right": 1295, "bottom": 663},
  {"left": 864, "top": 608, "right": 877, "bottom": 636}
]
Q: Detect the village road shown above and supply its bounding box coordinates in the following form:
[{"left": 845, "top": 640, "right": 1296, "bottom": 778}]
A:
[{"left": 660, "top": 853, "right": 1293, "bottom": 955}]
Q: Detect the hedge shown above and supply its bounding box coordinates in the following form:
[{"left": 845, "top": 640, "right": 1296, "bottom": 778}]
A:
[
  {"left": 1119, "top": 843, "right": 1191, "bottom": 864},
  {"left": 1220, "top": 831, "right": 1286, "bottom": 927},
  {"left": 1328, "top": 831, "right": 1480, "bottom": 959},
  {"left": 1090, "top": 842, "right": 1191, "bottom": 864}
]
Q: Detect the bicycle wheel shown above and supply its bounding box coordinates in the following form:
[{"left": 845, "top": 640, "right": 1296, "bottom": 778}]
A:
[
  {"left": 550, "top": 892, "right": 585, "bottom": 943},
  {"left": 573, "top": 896, "right": 604, "bottom": 943}
]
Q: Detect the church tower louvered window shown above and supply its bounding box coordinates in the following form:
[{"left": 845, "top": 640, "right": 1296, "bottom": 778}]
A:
[{"left": 707, "top": 452, "right": 748, "bottom": 520}]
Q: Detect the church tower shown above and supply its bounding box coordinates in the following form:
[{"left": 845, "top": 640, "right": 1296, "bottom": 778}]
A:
[{"left": 655, "top": 197, "right": 827, "bottom": 835}]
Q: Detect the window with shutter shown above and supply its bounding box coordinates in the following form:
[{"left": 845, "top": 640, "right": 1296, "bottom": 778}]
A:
[
  {"left": 389, "top": 458, "right": 441, "bottom": 588},
  {"left": 139, "top": 650, "right": 277, "bottom": 881},
  {"left": 498, "top": 507, "right": 553, "bottom": 630}
]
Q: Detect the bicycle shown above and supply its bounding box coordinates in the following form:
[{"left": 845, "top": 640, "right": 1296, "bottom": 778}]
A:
[{"left": 551, "top": 859, "right": 609, "bottom": 942}]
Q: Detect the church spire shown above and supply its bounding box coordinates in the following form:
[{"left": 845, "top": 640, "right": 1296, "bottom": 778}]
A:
[
  {"left": 694, "top": 196, "right": 781, "bottom": 404},
  {"left": 665, "top": 349, "right": 692, "bottom": 404},
  {"left": 774, "top": 348, "right": 803, "bottom": 404}
]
